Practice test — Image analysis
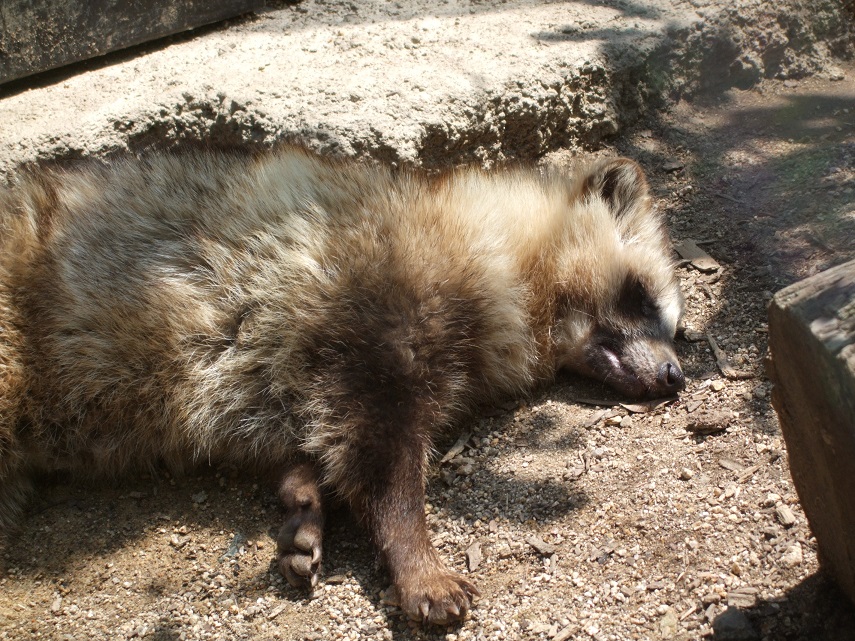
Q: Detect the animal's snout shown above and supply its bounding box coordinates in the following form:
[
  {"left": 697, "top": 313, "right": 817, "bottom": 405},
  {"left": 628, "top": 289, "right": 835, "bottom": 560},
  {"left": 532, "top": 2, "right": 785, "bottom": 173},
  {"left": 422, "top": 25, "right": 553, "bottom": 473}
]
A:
[{"left": 656, "top": 361, "right": 685, "bottom": 394}]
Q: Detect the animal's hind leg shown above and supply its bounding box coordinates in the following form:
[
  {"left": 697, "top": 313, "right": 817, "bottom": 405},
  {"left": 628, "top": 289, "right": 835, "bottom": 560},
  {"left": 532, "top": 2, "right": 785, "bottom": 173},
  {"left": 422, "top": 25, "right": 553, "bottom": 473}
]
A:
[{"left": 276, "top": 461, "right": 324, "bottom": 588}]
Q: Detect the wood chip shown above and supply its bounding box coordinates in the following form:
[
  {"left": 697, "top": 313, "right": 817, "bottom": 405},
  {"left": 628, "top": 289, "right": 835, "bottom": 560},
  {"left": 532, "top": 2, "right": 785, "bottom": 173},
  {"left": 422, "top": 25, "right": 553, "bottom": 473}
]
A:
[
  {"left": 466, "top": 541, "right": 482, "bottom": 572},
  {"left": 776, "top": 505, "right": 797, "bottom": 527},
  {"left": 706, "top": 334, "right": 754, "bottom": 379},
  {"left": 440, "top": 431, "right": 471, "bottom": 463},
  {"left": 685, "top": 399, "right": 704, "bottom": 413},
  {"left": 737, "top": 464, "right": 761, "bottom": 482},
  {"left": 718, "top": 458, "right": 744, "bottom": 472},
  {"left": 267, "top": 603, "right": 288, "bottom": 620},
  {"left": 554, "top": 625, "right": 577, "bottom": 641},
  {"left": 674, "top": 239, "right": 720, "bottom": 273},
  {"left": 525, "top": 536, "right": 557, "bottom": 556},
  {"left": 679, "top": 605, "right": 698, "bottom": 621},
  {"left": 727, "top": 587, "right": 759, "bottom": 608},
  {"left": 583, "top": 408, "right": 610, "bottom": 428}
]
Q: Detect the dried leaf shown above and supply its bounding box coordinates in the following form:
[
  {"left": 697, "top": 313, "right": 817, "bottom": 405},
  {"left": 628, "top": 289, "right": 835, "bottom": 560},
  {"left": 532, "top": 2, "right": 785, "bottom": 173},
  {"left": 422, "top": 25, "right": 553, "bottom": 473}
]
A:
[
  {"left": 674, "top": 239, "right": 720, "bottom": 273},
  {"left": 440, "top": 431, "right": 472, "bottom": 463}
]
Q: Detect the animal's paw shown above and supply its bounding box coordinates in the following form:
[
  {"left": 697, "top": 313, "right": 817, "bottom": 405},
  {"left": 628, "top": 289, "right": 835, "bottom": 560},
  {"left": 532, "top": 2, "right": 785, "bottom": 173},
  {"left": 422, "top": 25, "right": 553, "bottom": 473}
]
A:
[
  {"left": 395, "top": 571, "right": 480, "bottom": 625},
  {"left": 276, "top": 509, "right": 323, "bottom": 589}
]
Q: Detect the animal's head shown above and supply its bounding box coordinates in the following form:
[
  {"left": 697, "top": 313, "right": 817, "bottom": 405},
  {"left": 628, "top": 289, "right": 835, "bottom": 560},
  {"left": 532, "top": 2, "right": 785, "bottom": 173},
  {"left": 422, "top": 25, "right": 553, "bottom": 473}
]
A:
[{"left": 553, "top": 157, "right": 685, "bottom": 400}]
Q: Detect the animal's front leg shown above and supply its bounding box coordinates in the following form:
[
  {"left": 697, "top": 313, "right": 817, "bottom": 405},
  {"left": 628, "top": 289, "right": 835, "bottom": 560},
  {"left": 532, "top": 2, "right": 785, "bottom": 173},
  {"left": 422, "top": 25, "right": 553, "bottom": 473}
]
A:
[
  {"left": 277, "top": 462, "right": 324, "bottom": 588},
  {"left": 326, "top": 422, "right": 479, "bottom": 625}
]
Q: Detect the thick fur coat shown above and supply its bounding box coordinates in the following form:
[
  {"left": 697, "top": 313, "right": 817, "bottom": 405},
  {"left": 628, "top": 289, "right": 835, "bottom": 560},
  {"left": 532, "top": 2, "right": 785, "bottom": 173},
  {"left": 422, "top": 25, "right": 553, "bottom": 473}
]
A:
[{"left": 0, "top": 148, "right": 684, "bottom": 623}]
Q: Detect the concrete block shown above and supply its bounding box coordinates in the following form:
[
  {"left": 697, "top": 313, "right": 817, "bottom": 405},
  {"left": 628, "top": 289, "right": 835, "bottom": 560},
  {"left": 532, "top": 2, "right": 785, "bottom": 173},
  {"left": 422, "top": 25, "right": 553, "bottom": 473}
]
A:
[{"left": 0, "top": 0, "right": 265, "bottom": 84}]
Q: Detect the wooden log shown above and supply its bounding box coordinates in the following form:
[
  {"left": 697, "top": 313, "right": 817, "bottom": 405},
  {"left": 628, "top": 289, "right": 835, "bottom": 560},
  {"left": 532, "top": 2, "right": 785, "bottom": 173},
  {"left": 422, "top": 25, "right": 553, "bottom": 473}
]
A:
[
  {"left": 768, "top": 258, "right": 855, "bottom": 605},
  {"left": 0, "top": 0, "right": 267, "bottom": 85}
]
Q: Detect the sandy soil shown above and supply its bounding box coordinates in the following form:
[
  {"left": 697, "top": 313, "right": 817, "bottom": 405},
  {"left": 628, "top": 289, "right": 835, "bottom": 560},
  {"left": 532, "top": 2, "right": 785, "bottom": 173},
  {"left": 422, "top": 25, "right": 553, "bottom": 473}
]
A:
[{"left": 1, "top": 62, "right": 854, "bottom": 641}]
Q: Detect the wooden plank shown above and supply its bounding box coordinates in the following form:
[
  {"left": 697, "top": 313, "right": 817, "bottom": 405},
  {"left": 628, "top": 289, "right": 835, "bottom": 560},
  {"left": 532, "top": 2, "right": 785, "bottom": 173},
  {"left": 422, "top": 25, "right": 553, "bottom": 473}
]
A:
[
  {"left": 768, "top": 258, "right": 855, "bottom": 606},
  {"left": 0, "top": 0, "right": 267, "bottom": 85}
]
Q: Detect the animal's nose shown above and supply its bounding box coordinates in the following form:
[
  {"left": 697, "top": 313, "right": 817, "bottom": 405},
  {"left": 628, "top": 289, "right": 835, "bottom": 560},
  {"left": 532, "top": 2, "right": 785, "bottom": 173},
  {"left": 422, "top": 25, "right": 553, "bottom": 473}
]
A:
[{"left": 656, "top": 361, "right": 685, "bottom": 393}]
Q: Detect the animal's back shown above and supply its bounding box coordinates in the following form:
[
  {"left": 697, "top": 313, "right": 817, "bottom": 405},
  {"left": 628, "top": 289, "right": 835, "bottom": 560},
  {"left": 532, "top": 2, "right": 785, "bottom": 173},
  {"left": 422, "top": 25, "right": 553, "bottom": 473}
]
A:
[{"left": 0, "top": 148, "right": 545, "bottom": 479}]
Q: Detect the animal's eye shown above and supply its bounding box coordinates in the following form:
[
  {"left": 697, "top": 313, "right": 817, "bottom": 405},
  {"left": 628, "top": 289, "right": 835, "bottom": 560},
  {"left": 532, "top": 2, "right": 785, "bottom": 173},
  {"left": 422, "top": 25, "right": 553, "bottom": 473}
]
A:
[{"left": 619, "top": 275, "right": 657, "bottom": 320}]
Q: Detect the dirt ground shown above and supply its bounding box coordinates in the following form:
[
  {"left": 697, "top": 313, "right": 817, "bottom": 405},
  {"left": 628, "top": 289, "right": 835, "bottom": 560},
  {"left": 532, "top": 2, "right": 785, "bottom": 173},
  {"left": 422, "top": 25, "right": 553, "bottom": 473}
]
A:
[{"left": 1, "top": 65, "right": 854, "bottom": 641}]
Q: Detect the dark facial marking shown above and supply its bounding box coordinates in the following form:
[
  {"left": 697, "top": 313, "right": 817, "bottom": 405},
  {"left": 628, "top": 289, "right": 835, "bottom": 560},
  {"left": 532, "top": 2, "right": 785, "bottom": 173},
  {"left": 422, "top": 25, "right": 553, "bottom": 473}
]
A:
[{"left": 618, "top": 274, "right": 658, "bottom": 322}]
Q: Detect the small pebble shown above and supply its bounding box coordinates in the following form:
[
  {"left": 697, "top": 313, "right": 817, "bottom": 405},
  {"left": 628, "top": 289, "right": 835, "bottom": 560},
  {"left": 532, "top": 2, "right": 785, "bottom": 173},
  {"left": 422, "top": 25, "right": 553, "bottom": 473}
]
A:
[{"left": 781, "top": 543, "right": 803, "bottom": 567}]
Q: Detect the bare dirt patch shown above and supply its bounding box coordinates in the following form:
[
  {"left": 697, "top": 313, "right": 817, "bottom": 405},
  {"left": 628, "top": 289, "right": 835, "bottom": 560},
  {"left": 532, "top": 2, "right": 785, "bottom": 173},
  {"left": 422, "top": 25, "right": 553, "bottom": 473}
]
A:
[{"left": 1, "top": 67, "right": 855, "bottom": 641}]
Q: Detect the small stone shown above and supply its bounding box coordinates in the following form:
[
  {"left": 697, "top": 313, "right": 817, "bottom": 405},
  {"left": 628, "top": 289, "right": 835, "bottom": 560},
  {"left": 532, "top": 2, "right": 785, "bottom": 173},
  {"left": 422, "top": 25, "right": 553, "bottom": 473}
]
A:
[
  {"left": 466, "top": 542, "right": 482, "bottom": 572},
  {"left": 659, "top": 607, "right": 678, "bottom": 638},
  {"left": 712, "top": 607, "right": 758, "bottom": 640},
  {"left": 762, "top": 492, "right": 781, "bottom": 507},
  {"left": 50, "top": 596, "right": 62, "bottom": 613},
  {"left": 456, "top": 462, "right": 474, "bottom": 476},
  {"left": 440, "top": 469, "right": 457, "bottom": 486},
  {"left": 711, "top": 380, "right": 725, "bottom": 392},
  {"left": 775, "top": 505, "right": 796, "bottom": 527},
  {"left": 679, "top": 468, "right": 694, "bottom": 480},
  {"left": 781, "top": 543, "right": 803, "bottom": 567},
  {"left": 191, "top": 491, "right": 208, "bottom": 504},
  {"left": 619, "top": 415, "right": 634, "bottom": 429}
]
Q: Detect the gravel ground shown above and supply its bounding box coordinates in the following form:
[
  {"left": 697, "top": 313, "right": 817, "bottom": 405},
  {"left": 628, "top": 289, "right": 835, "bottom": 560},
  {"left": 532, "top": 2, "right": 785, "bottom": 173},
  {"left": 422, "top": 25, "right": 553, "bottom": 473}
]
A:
[{"left": 2, "top": 64, "right": 855, "bottom": 641}]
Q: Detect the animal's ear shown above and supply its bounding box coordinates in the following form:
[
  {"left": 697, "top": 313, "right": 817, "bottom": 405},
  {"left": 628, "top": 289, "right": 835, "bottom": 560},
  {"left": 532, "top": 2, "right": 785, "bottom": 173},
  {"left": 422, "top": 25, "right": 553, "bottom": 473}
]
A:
[{"left": 580, "top": 158, "right": 650, "bottom": 220}]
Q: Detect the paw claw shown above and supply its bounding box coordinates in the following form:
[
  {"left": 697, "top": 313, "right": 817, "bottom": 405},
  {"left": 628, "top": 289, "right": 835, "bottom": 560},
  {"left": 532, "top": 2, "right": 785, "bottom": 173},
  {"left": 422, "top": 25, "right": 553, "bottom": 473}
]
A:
[
  {"left": 399, "top": 571, "right": 478, "bottom": 625},
  {"left": 293, "top": 529, "right": 317, "bottom": 553},
  {"left": 276, "top": 506, "right": 323, "bottom": 590}
]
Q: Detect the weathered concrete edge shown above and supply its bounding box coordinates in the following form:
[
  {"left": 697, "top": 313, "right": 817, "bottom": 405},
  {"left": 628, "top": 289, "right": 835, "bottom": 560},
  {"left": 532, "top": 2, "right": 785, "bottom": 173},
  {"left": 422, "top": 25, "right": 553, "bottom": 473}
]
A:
[{"left": 1, "top": 0, "right": 853, "bottom": 176}]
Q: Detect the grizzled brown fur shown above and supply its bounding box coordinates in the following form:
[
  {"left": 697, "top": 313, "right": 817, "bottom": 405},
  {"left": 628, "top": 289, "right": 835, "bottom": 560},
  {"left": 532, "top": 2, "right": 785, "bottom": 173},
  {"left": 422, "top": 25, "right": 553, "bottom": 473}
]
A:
[{"left": 0, "top": 147, "right": 684, "bottom": 624}]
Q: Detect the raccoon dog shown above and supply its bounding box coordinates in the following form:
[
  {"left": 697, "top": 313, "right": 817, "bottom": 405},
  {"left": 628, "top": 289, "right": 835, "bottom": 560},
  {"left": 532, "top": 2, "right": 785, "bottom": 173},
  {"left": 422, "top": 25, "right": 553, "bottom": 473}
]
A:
[{"left": 0, "top": 147, "right": 684, "bottom": 624}]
